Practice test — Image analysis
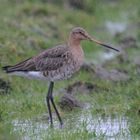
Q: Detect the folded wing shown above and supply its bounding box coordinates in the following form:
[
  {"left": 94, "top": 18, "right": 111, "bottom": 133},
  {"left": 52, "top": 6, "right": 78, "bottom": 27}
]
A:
[{"left": 3, "top": 45, "right": 69, "bottom": 73}]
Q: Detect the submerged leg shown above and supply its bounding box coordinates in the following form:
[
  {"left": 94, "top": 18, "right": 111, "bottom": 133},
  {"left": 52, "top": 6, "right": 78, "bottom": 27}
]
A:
[
  {"left": 49, "top": 82, "right": 63, "bottom": 127},
  {"left": 46, "top": 82, "right": 53, "bottom": 126}
]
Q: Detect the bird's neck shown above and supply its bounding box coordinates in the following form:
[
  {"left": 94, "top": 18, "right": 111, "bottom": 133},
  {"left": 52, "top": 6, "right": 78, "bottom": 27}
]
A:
[
  {"left": 67, "top": 37, "right": 84, "bottom": 63},
  {"left": 68, "top": 37, "right": 81, "bottom": 46}
]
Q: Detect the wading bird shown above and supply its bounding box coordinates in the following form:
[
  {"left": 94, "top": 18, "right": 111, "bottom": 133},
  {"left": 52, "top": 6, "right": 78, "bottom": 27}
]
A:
[{"left": 2, "top": 27, "right": 119, "bottom": 127}]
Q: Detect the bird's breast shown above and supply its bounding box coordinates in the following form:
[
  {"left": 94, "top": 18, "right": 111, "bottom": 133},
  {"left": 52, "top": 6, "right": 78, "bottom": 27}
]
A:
[
  {"left": 68, "top": 46, "right": 84, "bottom": 71},
  {"left": 44, "top": 46, "right": 84, "bottom": 81}
]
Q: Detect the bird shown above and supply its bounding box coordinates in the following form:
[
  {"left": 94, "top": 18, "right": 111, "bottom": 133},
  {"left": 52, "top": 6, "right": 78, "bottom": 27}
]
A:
[{"left": 2, "top": 27, "right": 119, "bottom": 127}]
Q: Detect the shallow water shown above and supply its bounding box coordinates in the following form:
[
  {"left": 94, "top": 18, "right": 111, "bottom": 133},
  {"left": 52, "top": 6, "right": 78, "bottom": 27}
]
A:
[
  {"left": 77, "top": 112, "right": 130, "bottom": 140},
  {"left": 12, "top": 111, "right": 130, "bottom": 140}
]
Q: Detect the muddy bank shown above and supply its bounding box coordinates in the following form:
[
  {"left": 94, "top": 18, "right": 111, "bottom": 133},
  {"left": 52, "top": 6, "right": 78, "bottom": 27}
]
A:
[
  {"left": 66, "top": 81, "right": 96, "bottom": 95},
  {"left": 94, "top": 66, "right": 130, "bottom": 82},
  {"left": 59, "top": 94, "right": 84, "bottom": 111},
  {"left": 119, "top": 36, "right": 138, "bottom": 49},
  {"left": 59, "top": 80, "right": 110, "bottom": 110},
  {"left": 81, "top": 63, "right": 130, "bottom": 82}
]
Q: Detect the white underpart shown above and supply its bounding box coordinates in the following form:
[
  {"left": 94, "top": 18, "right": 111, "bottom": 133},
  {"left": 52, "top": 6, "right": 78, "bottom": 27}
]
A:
[{"left": 9, "top": 71, "right": 46, "bottom": 80}]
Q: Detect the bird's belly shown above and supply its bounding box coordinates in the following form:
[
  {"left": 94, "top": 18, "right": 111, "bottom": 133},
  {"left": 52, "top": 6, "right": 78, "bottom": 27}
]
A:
[{"left": 9, "top": 71, "right": 47, "bottom": 80}]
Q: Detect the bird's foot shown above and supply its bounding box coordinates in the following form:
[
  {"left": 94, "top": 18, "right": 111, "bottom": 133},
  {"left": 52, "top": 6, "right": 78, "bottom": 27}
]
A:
[{"left": 59, "top": 122, "right": 64, "bottom": 129}]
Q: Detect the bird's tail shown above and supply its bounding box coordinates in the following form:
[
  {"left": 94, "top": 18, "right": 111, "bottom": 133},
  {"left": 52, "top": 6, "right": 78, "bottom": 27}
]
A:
[
  {"left": 2, "top": 58, "right": 34, "bottom": 73},
  {"left": 2, "top": 66, "right": 15, "bottom": 73}
]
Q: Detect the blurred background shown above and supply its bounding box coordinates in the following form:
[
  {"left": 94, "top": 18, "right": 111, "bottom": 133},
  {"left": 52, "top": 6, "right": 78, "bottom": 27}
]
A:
[{"left": 0, "top": 0, "right": 140, "bottom": 139}]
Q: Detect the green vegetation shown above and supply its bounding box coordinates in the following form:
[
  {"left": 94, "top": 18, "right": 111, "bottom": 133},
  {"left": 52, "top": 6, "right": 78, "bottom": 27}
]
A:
[{"left": 0, "top": 0, "right": 140, "bottom": 139}]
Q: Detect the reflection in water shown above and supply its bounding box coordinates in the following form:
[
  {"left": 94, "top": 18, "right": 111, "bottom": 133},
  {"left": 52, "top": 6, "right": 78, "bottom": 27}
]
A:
[{"left": 12, "top": 111, "right": 130, "bottom": 140}]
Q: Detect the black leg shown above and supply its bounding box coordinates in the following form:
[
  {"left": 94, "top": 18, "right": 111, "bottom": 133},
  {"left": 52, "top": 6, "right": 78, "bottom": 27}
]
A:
[
  {"left": 49, "top": 82, "right": 63, "bottom": 127},
  {"left": 46, "top": 82, "right": 53, "bottom": 126}
]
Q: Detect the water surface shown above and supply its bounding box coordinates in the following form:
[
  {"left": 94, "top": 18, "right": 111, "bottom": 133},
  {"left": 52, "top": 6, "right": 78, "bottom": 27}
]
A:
[{"left": 12, "top": 111, "right": 130, "bottom": 140}]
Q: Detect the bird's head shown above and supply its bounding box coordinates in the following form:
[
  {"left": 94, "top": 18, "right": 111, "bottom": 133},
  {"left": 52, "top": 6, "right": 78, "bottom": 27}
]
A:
[
  {"left": 70, "top": 27, "right": 88, "bottom": 41},
  {"left": 69, "top": 27, "right": 119, "bottom": 52}
]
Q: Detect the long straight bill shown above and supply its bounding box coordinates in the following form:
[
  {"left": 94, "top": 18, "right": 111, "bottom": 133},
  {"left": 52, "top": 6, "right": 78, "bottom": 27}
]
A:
[{"left": 89, "top": 36, "right": 119, "bottom": 52}]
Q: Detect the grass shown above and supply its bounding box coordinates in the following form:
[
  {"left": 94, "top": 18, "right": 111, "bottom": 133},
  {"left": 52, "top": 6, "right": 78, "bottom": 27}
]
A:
[{"left": 0, "top": 0, "right": 140, "bottom": 139}]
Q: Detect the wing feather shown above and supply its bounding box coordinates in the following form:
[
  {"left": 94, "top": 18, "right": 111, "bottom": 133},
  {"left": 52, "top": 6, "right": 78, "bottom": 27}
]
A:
[{"left": 3, "top": 45, "right": 70, "bottom": 73}]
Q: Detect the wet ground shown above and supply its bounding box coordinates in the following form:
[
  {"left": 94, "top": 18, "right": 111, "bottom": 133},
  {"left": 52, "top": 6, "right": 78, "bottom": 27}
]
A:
[{"left": 12, "top": 110, "right": 130, "bottom": 140}]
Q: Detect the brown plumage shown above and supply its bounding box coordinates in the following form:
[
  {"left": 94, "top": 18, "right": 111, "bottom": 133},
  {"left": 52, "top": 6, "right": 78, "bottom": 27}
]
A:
[
  {"left": 3, "top": 46, "right": 67, "bottom": 72},
  {"left": 2, "top": 27, "right": 119, "bottom": 127}
]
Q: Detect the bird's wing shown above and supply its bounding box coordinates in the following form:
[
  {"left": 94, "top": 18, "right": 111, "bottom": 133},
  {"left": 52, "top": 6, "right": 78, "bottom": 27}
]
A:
[
  {"left": 2, "top": 57, "right": 35, "bottom": 73},
  {"left": 34, "top": 45, "right": 70, "bottom": 71},
  {"left": 3, "top": 45, "right": 70, "bottom": 73}
]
